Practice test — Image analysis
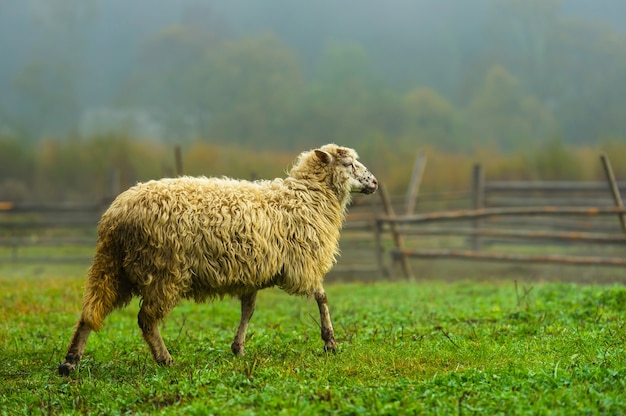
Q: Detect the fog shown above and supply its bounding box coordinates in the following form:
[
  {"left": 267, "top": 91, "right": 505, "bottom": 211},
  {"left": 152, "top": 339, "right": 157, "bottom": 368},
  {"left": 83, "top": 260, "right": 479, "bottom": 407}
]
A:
[{"left": 1, "top": 0, "right": 626, "bottom": 150}]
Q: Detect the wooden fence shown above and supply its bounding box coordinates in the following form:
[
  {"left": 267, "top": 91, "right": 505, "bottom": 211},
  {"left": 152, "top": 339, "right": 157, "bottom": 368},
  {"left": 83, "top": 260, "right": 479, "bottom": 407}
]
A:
[
  {"left": 0, "top": 201, "right": 105, "bottom": 263},
  {"left": 373, "top": 154, "right": 626, "bottom": 279},
  {"left": 2, "top": 153, "right": 625, "bottom": 282}
]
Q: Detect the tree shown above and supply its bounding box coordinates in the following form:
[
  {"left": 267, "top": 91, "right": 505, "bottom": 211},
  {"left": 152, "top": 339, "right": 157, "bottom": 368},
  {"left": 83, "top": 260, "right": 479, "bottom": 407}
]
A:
[
  {"left": 123, "top": 24, "right": 220, "bottom": 141},
  {"left": 484, "top": 0, "right": 561, "bottom": 94},
  {"left": 402, "top": 87, "right": 457, "bottom": 151},
  {"left": 10, "top": 0, "right": 97, "bottom": 138},
  {"left": 126, "top": 29, "right": 304, "bottom": 147},
  {"left": 527, "top": 137, "right": 580, "bottom": 180},
  {"left": 463, "top": 65, "right": 557, "bottom": 151},
  {"left": 296, "top": 42, "right": 400, "bottom": 148},
  {"left": 199, "top": 33, "right": 305, "bottom": 148},
  {"left": 547, "top": 19, "right": 626, "bottom": 143},
  {"left": 481, "top": 0, "right": 626, "bottom": 144},
  {"left": 0, "top": 136, "right": 34, "bottom": 201}
]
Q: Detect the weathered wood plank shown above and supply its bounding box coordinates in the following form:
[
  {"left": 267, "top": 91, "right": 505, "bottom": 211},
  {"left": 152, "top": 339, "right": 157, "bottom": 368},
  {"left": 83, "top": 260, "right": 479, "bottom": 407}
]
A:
[
  {"left": 393, "top": 249, "right": 626, "bottom": 267},
  {"left": 378, "top": 206, "right": 626, "bottom": 224},
  {"left": 397, "top": 227, "right": 626, "bottom": 244},
  {"left": 484, "top": 181, "right": 626, "bottom": 192},
  {"left": 600, "top": 153, "right": 626, "bottom": 234}
]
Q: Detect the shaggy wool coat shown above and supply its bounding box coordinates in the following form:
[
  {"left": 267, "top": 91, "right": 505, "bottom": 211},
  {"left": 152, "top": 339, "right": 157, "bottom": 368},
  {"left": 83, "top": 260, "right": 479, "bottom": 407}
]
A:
[{"left": 81, "top": 146, "right": 353, "bottom": 331}]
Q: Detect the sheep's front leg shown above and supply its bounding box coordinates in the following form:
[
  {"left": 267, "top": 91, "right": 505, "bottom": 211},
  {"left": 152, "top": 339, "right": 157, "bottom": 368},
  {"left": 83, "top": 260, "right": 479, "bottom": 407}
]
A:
[
  {"left": 231, "top": 291, "right": 257, "bottom": 356},
  {"left": 315, "top": 288, "right": 336, "bottom": 353}
]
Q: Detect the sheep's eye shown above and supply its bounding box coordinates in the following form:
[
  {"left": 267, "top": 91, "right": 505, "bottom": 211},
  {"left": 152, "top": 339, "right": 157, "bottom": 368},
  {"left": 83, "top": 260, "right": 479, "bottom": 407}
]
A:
[{"left": 343, "top": 161, "right": 354, "bottom": 168}]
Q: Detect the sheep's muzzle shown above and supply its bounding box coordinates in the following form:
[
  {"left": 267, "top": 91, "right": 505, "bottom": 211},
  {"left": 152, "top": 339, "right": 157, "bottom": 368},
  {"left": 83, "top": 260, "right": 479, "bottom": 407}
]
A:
[{"left": 360, "top": 177, "right": 378, "bottom": 194}]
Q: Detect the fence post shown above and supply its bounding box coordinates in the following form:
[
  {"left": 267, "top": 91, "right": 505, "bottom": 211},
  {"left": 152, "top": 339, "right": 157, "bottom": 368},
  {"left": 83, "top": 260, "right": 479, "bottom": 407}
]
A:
[
  {"left": 471, "top": 164, "right": 485, "bottom": 251},
  {"left": 174, "top": 145, "right": 184, "bottom": 176},
  {"left": 369, "top": 193, "right": 386, "bottom": 278},
  {"left": 109, "top": 169, "right": 120, "bottom": 197},
  {"left": 374, "top": 216, "right": 386, "bottom": 278},
  {"left": 600, "top": 153, "right": 626, "bottom": 234},
  {"left": 379, "top": 185, "right": 413, "bottom": 279},
  {"left": 405, "top": 151, "right": 427, "bottom": 215}
]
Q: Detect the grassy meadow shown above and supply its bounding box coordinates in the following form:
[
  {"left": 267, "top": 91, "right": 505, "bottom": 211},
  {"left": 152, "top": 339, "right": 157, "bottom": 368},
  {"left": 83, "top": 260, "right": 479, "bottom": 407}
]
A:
[{"left": 0, "top": 263, "right": 625, "bottom": 415}]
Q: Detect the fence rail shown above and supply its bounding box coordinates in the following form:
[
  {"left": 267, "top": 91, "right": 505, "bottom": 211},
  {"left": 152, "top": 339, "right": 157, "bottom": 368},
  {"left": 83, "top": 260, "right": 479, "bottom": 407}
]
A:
[
  {"left": 0, "top": 201, "right": 101, "bottom": 263},
  {"left": 1, "top": 153, "right": 625, "bottom": 281},
  {"left": 376, "top": 206, "right": 626, "bottom": 274},
  {"left": 392, "top": 249, "right": 626, "bottom": 267},
  {"left": 373, "top": 154, "right": 626, "bottom": 279},
  {"left": 378, "top": 206, "right": 626, "bottom": 224}
]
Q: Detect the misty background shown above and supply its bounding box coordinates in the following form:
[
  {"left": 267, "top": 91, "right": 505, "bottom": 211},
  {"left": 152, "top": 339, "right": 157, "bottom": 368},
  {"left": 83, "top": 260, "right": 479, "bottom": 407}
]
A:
[{"left": 1, "top": 0, "right": 626, "bottom": 201}]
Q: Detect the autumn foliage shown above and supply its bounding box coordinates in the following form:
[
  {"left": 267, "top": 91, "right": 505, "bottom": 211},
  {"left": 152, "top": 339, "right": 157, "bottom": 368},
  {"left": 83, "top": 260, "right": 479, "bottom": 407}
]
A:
[{"left": 1, "top": 134, "right": 624, "bottom": 203}]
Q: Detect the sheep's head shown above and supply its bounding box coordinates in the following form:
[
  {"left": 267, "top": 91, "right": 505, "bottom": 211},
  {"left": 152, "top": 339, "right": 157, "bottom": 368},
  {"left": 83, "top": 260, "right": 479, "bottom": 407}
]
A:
[{"left": 290, "top": 144, "right": 378, "bottom": 202}]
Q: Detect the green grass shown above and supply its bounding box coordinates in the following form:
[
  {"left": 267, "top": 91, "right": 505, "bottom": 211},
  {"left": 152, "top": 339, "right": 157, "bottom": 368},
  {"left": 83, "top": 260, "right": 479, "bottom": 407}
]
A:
[{"left": 0, "top": 264, "right": 625, "bottom": 415}]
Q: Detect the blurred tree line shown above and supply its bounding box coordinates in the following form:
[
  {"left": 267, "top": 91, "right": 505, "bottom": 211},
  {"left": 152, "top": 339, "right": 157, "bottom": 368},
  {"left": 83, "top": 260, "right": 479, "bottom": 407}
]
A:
[
  {"left": 1, "top": 134, "right": 625, "bottom": 203},
  {"left": 2, "top": 0, "right": 626, "bottom": 150},
  {"left": 113, "top": 0, "right": 626, "bottom": 153},
  {"left": 1, "top": 0, "right": 626, "bottom": 201}
]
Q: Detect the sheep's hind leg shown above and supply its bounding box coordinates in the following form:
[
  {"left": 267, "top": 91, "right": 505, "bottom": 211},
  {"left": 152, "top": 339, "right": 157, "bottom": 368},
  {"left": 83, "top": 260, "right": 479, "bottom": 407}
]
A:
[
  {"left": 315, "top": 288, "right": 337, "bottom": 353},
  {"left": 138, "top": 304, "right": 173, "bottom": 366},
  {"left": 231, "top": 291, "right": 257, "bottom": 356},
  {"left": 58, "top": 318, "right": 92, "bottom": 376}
]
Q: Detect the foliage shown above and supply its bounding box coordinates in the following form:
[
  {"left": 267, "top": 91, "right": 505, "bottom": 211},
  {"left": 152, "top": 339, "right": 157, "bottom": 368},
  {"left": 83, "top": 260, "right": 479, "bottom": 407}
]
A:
[
  {"left": 0, "top": 266, "right": 624, "bottom": 414},
  {"left": 295, "top": 42, "right": 403, "bottom": 148},
  {"left": 7, "top": 0, "right": 97, "bottom": 138},
  {"left": 32, "top": 135, "right": 168, "bottom": 201},
  {"left": 123, "top": 24, "right": 220, "bottom": 140},
  {"left": 599, "top": 140, "right": 626, "bottom": 178},
  {"left": 3, "top": 0, "right": 626, "bottom": 152},
  {"left": 482, "top": 0, "right": 626, "bottom": 144},
  {"left": 201, "top": 34, "right": 306, "bottom": 148},
  {"left": 126, "top": 29, "right": 305, "bottom": 147},
  {"left": 525, "top": 138, "right": 581, "bottom": 180},
  {"left": 182, "top": 142, "right": 294, "bottom": 181},
  {"left": 1, "top": 132, "right": 624, "bottom": 201},
  {"left": 462, "top": 65, "right": 558, "bottom": 152},
  {"left": 401, "top": 87, "right": 458, "bottom": 151},
  {"left": 0, "top": 135, "right": 35, "bottom": 201}
]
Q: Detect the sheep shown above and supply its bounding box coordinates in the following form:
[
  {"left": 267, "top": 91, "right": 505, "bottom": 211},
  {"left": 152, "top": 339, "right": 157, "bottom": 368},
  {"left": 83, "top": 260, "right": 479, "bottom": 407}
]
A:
[{"left": 58, "top": 143, "right": 378, "bottom": 375}]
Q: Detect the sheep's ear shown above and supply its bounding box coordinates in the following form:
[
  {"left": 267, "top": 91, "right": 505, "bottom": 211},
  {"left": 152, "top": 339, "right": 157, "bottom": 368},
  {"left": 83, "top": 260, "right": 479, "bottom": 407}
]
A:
[{"left": 314, "top": 149, "right": 333, "bottom": 165}]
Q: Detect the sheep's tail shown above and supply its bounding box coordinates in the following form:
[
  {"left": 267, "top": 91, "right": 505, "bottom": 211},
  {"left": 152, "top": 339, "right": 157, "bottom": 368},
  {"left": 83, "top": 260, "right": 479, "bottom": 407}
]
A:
[{"left": 80, "top": 241, "right": 125, "bottom": 332}]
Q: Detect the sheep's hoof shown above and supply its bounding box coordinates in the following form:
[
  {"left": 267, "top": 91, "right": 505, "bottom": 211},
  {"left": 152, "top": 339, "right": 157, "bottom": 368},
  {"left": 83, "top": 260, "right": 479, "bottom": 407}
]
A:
[
  {"left": 324, "top": 343, "right": 337, "bottom": 354},
  {"left": 231, "top": 342, "right": 245, "bottom": 356},
  {"left": 156, "top": 357, "right": 174, "bottom": 366},
  {"left": 58, "top": 362, "right": 75, "bottom": 376}
]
